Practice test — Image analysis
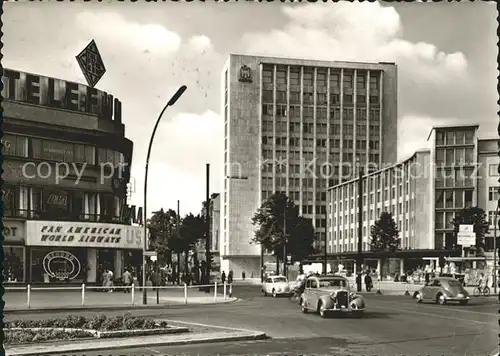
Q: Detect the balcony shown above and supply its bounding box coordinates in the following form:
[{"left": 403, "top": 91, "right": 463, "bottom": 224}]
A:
[{"left": 5, "top": 209, "right": 132, "bottom": 225}]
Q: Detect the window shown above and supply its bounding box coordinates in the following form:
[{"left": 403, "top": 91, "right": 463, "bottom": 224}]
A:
[
  {"left": 455, "top": 190, "right": 464, "bottom": 208},
  {"left": 276, "top": 91, "right": 286, "bottom": 103},
  {"left": 465, "top": 190, "right": 473, "bottom": 207},
  {"left": 344, "top": 94, "right": 353, "bottom": 105},
  {"left": 356, "top": 75, "right": 365, "bottom": 89},
  {"left": 276, "top": 70, "right": 286, "bottom": 85},
  {"left": 262, "top": 90, "right": 273, "bottom": 101},
  {"left": 343, "top": 74, "right": 352, "bottom": 89},
  {"left": 435, "top": 212, "right": 444, "bottom": 229},
  {"left": 464, "top": 130, "right": 474, "bottom": 144},
  {"left": 369, "top": 75, "right": 379, "bottom": 90},
  {"left": 276, "top": 105, "right": 287, "bottom": 117},
  {"left": 330, "top": 94, "right": 340, "bottom": 105},
  {"left": 2, "top": 134, "right": 28, "bottom": 157},
  {"left": 262, "top": 70, "right": 273, "bottom": 84},
  {"left": 290, "top": 69, "right": 300, "bottom": 85},
  {"left": 32, "top": 139, "right": 74, "bottom": 162},
  {"left": 445, "top": 191, "right": 453, "bottom": 208},
  {"left": 489, "top": 164, "right": 499, "bottom": 177},
  {"left": 489, "top": 187, "right": 499, "bottom": 201},
  {"left": 3, "top": 185, "right": 19, "bottom": 217},
  {"left": 262, "top": 104, "right": 274, "bottom": 116}
]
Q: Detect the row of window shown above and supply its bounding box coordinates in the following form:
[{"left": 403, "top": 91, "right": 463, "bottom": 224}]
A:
[
  {"left": 3, "top": 134, "right": 124, "bottom": 167},
  {"left": 3, "top": 185, "right": 124, "bottom": 222},
  {"left": 435, "top": 148, "right": 475, "bottom": 166},
  {"left": 435, "top": 168, "right": 476, "bottom": 188},
  {"left": 262, "top": 136, "right": 380, "bottom": 149},
  {"left": 435, "top": 130, "right": 474, "bottom": 146},
  {"left": 262, "top": 91, "right": 380, "bottom": 107},
  {"left": 262, "top": 122, "right": 381, "bottom": 139},
  {"left": 262, "top": 67, "right": 380, "bottom": 91},
  {"left": 435, "top": 189, "right": 474, "bottom": 209},
  {"left": 262, "top": 104, "right": 381, "bottom": 121}
]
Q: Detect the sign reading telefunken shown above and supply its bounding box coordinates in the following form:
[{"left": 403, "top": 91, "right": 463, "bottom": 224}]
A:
[
  {"left": 26, "top": 221, "right": 143, "bottom": 250},
  {"left": 2, "top": 68, "right": 121, "bottom": 121}
]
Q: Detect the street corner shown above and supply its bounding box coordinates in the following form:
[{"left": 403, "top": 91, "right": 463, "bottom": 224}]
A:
[{"left": 5, "top": 318, "right": 268, "bottom": 356}]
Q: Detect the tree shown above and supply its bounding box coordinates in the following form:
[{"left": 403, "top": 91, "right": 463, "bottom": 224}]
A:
[
  {"left": 370, "top": 211, "right": 401, "bottom": 278},
  {"left": 251, "top": 192, "right": 315, "bottom": 273},
  {"left": 451, "top": 207, "right": 489, "bottom": 258},
  {"left": 178, "top": 213, "right": 205, "bottom": 277},
  {"left": 147, "top": 208, "right": 179, "bottom": 266}
]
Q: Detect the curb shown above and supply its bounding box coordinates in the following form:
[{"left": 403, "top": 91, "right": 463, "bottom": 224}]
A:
[
  {"left": 6, "top": 331, "right": 268, "bottom": 356},
  {"left": 5, "top": 298, "right": 240, "bottom": 314}
]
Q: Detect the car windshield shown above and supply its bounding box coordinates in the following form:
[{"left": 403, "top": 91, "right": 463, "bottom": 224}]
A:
[
  {"left": 318, "top": 278, "right": 347, "bottom": 288},
  {"left": 274, "top": 277, "right": 287, "bottom": 283},
  {"left": 446, "top": 279, "right": 462, "bottom": 287}
]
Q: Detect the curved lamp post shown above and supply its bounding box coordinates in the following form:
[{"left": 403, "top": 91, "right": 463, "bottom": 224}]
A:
[{"left": 142, "top": 85, "right": 187, "bottom": 305}]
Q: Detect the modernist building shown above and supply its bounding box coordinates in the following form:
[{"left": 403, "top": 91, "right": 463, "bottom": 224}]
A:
[
  {"left": 326, "top": 124, "right": 497, "bottom": 273},
  {"left": 221, "top": 54, "right": 398, "bottom": 277},
  {"left": 2, "top": 68, "right": 143, "bottom": 285}
]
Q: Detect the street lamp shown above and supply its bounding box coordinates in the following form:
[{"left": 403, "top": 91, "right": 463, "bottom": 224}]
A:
[{"left": 142, "top": 85, "right": 187, "bottom": 305}]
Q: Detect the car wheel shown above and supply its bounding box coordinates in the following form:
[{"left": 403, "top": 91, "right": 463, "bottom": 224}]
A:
[
  {"left": 318, "top": 301, "right": 327, "bottom": 318},
  {"left": 459, "top": 300, "right": 468, "bottom": 306},
  {"left": 300, "top": 298, "right": 308, "bottom": 313},
  {"left": 272, "top": 289, "right": 277, "bottom": 298},
  {"left": 415, "top": 292, "right": 423, "bottom": 303},
  {"left": 436, "top": 294, "right": 446, "bottom": 305}
]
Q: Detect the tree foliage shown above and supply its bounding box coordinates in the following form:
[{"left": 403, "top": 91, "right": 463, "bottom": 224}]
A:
[
  {"left": 178, "top": 213, "right": 205, "bottom": 253},
  {"left": 451, "top": 207, "right": 489, "bottom": 256},
  {"left": 147, "top": 208, "right": 179, "bottom": 263},
  {"left": 369, "top": 211, "right": 401, "bottom": 253},
  {"left": 251, "top": 192, "right": 315, "bottom": 263}
]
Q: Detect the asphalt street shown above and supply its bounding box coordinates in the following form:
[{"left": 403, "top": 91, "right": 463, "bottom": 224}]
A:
[{"left": 6, "top": 285, "right": 498, "bottom": 356}]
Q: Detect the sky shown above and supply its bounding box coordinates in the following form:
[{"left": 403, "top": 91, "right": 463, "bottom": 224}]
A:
[{"left": 4, "top": 1, "right": 498, "bottom": 217}]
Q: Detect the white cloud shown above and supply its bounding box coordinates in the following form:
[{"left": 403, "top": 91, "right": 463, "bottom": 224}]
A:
[
  {"left": 243, "top": 2, "right": 469, "bottom": 86},
  {"left": 76, "top": 12, "right": 182, "bottom": 55},
  {"left": 188, "top": 35, "right": 212, "bottom": 52}
]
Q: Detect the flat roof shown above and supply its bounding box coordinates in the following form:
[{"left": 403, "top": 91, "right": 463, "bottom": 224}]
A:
[{"left": 426, "top": 124, "right": 480, "bottom": 141}]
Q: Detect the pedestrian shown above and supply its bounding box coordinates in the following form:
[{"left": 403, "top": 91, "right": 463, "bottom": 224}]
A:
[
  {"left": 242, "top": 271, "right": 246, "bottom": 280},
  {"left": 365, "top": 273, "right": 373, "bottom": 292},
  {"left": 356, "top": 272, "right": 362, "bottom": 292},
  {"left": 106, "top": 269, "right": 114, "bottom": 292},
  {"left": 122, "top": 268, "right": 132, "bottom": 293},
  {"left": 228, "top": 270, "right": 234, "bottom": 297},
  {"left": 221, "top": 271, "right": 226, "bottom": 284}
]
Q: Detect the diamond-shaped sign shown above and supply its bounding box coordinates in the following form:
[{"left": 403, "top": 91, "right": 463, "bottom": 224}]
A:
[{"left": 75, "top": 40, "right": 106, "bottom": 88}]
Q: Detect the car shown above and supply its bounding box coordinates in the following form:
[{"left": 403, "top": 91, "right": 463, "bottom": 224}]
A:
[
  {"left": 413, "top": 276, "right": 470, "bottom": 305},
  {"left": 262, "top": 275, "right": 292, "bottom": 297},
  {"left": 299, "top": 275, "right": 365, "bottom": 318}
]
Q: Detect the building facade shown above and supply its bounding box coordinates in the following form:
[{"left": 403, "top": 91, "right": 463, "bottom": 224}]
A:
[
  {"left": 221, "top": 54, "right": 398, "bottom": 277},
  {"left": 327, "top": 124, "right": 496, "bottom": 273},
  {"left": 2, "top": 68, "right": 143, "bottom": 285}
]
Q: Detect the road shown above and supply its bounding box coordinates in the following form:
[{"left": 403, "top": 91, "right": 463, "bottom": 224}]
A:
[{"left": 5, "top": 285, "right": 498, "bottom": 356}]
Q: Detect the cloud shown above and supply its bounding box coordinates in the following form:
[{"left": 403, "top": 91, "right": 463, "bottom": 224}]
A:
[
  {"left": 128, "top": 110, "right": 223, "bottom": 216},
  {"left": 75, "top": 12, "right": 182, "bottom": 55},
  {"left": 188, "top": 35, "right": 212, "bottom": 53}
]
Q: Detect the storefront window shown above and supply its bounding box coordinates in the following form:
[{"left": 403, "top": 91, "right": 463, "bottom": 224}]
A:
[
  {"left": 99, "top": 193, "right": 115, "bottom": 222},
  {"left": 4, "top": 246, "right": 24, "bottom": 282},
  {"left": 74, "top": 144, "right": 95, "bottom": 164},
  {"left": 30, "top": 248, "right": 86, "bottom": 283}
]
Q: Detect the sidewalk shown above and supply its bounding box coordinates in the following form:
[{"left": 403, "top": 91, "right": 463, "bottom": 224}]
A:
[{"left": 4, "top": 286, "right": 237, "bottom": 312}]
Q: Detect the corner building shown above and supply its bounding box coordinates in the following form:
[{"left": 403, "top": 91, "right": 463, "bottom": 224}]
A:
[
  {"left": 221, "top": 54, "right": 398, "bottom": 278},
  {"left": 2, "top": 69, "right": 143, "bottom": 285},
  {"left": 327, "top": 124, "right": 498, "bottom": 275}
]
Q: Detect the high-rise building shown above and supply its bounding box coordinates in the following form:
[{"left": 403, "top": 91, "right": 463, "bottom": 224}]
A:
[{"left": 220, "top": 54, "right": 398, "bottom": 278}]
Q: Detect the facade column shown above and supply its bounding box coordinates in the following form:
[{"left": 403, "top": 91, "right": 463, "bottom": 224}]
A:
[
  {"left": 86, "top": 248, "right": 97, "bottom": 283},
  {"left": 377, "top": 259, "right": 382, "bottom": 278},
  {"left": 400, "top": 258, "right": 405, "bottom": 274},
  {"left": 114, "top": 250, "right": 123, "bottom": 277}
]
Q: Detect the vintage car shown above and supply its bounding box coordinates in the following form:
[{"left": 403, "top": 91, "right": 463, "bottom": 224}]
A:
[
  {"left": 262, "top": 275, "right": 292, "bottom": 297},
  {"left": 413, "top": 276, "right": 470, "bottom": 305},
  {"left": 300, "top": 275, "right": 365, "bottom": 317}
]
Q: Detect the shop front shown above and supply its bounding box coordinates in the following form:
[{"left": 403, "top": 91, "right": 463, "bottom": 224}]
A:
[
  {"left": 4, "top": 219, "right": 27, "bottom": 283},
  {"left": 25, "top": 220, "right": 143, "bottom": 284}
]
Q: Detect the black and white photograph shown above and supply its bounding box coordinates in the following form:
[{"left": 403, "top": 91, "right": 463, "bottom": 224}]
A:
[{"left": 1, "top": 1, "right": 498, "bottom": 356}]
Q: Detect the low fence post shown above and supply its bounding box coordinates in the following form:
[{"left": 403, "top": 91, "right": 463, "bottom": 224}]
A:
[
  {"left": 229, "top": 283, "right": 233, "bottom": 297},
  {"left": 223, "top": 282, "right": 227, "bottom": 299},
  {"left": 376, "top": 279, "right": 382, "bottom": 295},
  {"left": 81, "top": 284, "right": 86, "bottom": 306},
  {"left": 131, "top": 283, "right": 135, "bottom": 305},
  {"left": 27, "top": 284, "right": 31, "bottom": 308},
  {"left": 184, "top": 283, "right": 188, "bottom": 305},
  {"left": 214, "top": 282, "right": 218, "bottom": 301}
]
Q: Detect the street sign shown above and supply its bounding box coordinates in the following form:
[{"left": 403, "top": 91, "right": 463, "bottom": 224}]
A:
[
  {"left": 459, "top": 224, "right": 473, "bottom": 232},
  {"left": 75, "top": 40, "right": 106, "bottom": 88},
  {"left": 143, "top": 251, "right": 157, "bottom": 257},
  {"left": 457, "top": 232, "right": 475, "bottom": 247}
]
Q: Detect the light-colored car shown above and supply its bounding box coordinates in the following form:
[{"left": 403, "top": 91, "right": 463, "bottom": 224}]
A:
[
  {"left": 413, "top": 276, "right": 470, "bottom": 305},
  {"left": 300, "top": 275, "right": 365, "bottom": 318},
  {"left": 262, "top": 275, "right": 292, "bottom": 297}
]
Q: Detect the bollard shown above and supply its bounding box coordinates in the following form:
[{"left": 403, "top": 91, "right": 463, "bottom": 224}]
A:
[
  {"left": 223, "top": 282, "right": 227, "bottom": 299},
  {"left": 214, "top": 282, "right": 218, "bottom": 301},
  {"left": 27, "top": 284, "right": 31, "bottom": 308},
  {"left": 81, "top": 284, "right": 86, "bottom": 306},
  {"left": 131, "top": 284, "right": 135, "bottom": 305},
  {"left": 184, "top": 283, "right": 188, "bottom": 305},
  {"left": 404, "top": 282, "right": 410, "bottom": 296},
  {"left": 376, "top": 280, "right": 382, "bottom": 295}
]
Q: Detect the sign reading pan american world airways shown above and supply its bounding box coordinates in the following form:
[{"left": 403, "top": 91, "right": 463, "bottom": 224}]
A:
[{"left": 26, "top": 221, "right": 143, "bottom": 250}]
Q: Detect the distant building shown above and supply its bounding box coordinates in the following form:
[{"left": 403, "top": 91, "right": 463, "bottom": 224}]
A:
[
  {"left": 327, "top": 124, "right": 497, "bottom": 273},
  {"left": 221, "top": 54, "right": 398, "bottom": 278}
]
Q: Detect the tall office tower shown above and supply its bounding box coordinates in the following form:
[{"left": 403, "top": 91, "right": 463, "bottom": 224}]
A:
[{"left": 220, "top": 54, "right": 398, "bottom": 278}]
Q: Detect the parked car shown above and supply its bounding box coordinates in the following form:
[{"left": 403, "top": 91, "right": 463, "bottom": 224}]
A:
[
  {"left": 413, "top": 276, "right": 470, "bottom": 305},
  {"left": 300, "top": 275, "right": 365, "bottom": 318},
  {"left": 262, "top": 275, "right": 292, "bottom": 297}
]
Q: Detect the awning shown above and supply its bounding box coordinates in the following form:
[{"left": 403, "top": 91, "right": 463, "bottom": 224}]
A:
[{"left": 445, "top": 257, "right": 487, "bottom": 262}]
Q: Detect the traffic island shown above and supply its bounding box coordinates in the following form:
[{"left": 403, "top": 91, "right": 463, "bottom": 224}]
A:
[{"left": 5, "top": 315, "right": 268, "bottom": 356}]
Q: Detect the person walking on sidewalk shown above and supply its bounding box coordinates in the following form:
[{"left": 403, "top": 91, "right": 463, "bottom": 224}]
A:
[
  {"left": 122, "top": 268, "right": 132, "bottom": 293},
  {"left": 228, "top": 271, "right": 234, "bottom": 297},
  {"left": 365, "top": 272, "right": 373, "bottom": 292},
  {"left": 221, "top": 271, "right": 226, "bottom": 285},
  {"left": 106, "top": 269, "right": 114, "bottom": 293}
]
